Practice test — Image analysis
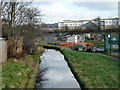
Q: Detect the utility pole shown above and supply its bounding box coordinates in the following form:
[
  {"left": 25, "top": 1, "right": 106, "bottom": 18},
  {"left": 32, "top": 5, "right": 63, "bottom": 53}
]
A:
[{"left": 0, "top": 1, "right": 2, "bottom": 37}]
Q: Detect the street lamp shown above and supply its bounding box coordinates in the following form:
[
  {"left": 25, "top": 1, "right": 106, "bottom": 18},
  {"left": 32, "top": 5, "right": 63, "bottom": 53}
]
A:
[{"left": 0, "top": 1, "right": 2, "bottom": 37}]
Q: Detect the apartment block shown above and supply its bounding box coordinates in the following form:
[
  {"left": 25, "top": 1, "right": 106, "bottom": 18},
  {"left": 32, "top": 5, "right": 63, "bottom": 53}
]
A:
[{"left": 58, "top": 18, "right": 120, "bottom": 30}]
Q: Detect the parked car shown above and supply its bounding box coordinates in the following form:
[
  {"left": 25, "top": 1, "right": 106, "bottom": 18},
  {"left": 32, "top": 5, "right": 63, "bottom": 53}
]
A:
[
  {"left": 70, "top": 43, "right": 87, "bottom": 51},
  {"left": 70, "top": 43, "right": 96, "bottom": 52},
  {"left": 86, "top": 44, "right": 96, "bottom": 52}
]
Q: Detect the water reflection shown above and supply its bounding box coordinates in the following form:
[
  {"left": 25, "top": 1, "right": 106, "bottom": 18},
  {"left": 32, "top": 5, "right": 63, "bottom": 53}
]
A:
[{"left": 36, "top": 49, "right": 80, "bottom": 88}]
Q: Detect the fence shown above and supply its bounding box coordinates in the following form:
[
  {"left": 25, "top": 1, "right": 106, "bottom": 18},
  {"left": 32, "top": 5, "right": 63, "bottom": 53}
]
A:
[
  {"left": 0, "top": 38, "right": 7, "bottom": 63},
  {"left": 104, "top": 33, "right": 120, "bottom": 57}
]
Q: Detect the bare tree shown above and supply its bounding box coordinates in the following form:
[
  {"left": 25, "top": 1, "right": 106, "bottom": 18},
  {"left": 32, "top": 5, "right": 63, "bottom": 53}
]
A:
[{"left": 2, "top": 1, "right": 42, "bottom": 55}]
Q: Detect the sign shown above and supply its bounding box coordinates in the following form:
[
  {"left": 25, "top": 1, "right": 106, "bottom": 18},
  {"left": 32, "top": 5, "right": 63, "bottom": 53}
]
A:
[
  {"left": 28, "top": 42, "right": 30, "bottom": 46},
  {"left": 111, "top": 46, "right": 113, "bottom": 49}
]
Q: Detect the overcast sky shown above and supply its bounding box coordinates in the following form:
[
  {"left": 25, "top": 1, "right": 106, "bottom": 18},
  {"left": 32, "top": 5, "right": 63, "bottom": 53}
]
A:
[{"left": 33, "top": 1, "right": 119, "bottom": 24}]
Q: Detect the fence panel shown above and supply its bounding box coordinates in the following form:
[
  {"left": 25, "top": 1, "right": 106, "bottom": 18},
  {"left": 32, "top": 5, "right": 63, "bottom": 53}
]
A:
[{"left": 104, "top": 33, "right": 120, "bottom": 57}]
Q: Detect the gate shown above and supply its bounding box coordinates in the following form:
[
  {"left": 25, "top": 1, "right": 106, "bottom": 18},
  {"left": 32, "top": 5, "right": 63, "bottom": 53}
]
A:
[{"left": 104, "top": 33, "right": 120, "bottom": 57}]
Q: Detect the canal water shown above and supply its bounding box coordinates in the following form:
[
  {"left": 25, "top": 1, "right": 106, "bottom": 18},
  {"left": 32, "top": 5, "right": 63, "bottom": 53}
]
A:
[{"left": 36, "top": 49, "right": 80, "bottom": 88}]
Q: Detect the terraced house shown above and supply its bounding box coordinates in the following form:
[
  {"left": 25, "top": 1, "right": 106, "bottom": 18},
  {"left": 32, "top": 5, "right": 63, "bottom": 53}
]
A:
[{"left": 58, "top": 18, "right": 120, "bottom": 30}]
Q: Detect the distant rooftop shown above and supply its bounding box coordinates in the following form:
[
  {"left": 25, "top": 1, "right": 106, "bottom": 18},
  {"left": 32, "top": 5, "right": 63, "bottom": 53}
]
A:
[{"left": 81, "top": 21, "right": 97, "bottom": 27}]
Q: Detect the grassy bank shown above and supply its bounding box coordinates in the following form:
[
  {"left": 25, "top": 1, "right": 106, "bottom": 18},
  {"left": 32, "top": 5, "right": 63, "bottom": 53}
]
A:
[
  {"left": 2, "top": 46, "right": 44, "bottom": 88},
  {"left": 41, "top": 45, "right": 119, "bottom": 88},
  {"left": 86, "top": 40, "right": 104, "bottom": 48}
]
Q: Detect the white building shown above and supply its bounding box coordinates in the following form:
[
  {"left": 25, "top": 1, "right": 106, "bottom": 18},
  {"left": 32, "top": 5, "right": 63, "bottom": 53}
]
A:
[
  {"left": 58, "top": 18, "right": 120, "bottom": 30},
  {"left": 58, "top": 20, "right": 87, "bottom": 30},
  {"left": 66, "top": 34, "right": 85, "bottom": 43}
]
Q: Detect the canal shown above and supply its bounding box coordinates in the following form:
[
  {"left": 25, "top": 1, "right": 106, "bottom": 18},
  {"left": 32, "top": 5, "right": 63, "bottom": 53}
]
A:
[{"left": 36, "top": 49, "right": 80, "bottom": 88}]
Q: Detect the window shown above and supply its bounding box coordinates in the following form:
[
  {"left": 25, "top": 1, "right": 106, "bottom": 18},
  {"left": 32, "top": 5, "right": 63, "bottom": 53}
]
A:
[{"left": 49, "top": 26, "right": 53, "bottom": 28}]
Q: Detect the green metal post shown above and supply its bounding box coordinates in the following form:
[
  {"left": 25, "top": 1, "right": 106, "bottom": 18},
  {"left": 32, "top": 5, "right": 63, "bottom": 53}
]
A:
[
  {"left": 110, "top": 33, "right": 111, "bottom": 54},
  {"left": 104, "top": 34, "right": 106, "bottom": 53}
]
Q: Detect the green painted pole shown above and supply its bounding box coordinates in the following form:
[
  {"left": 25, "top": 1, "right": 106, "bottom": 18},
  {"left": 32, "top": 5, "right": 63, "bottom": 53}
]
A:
[
  {"left": 0, "top": 1, "right": 2, "bottom": 37},
  {"left": 110, "top": 33, "right": 111, "bottom": 54},
  {"left": 104, "top": 34, "right": 106, "bottom": 53}
]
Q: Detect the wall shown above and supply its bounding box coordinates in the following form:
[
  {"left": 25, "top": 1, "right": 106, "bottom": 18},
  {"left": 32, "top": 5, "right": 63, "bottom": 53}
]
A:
[{"left": 0, "top": 39, "right": 7, "bottom": 63}]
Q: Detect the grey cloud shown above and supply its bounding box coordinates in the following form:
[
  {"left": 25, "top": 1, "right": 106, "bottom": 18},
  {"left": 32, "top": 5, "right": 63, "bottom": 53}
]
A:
[
  {"left": 73, "top": 2, "right": 118, "bottom": 11},
  {"left": 33, "top": 2, "right": 53, "bottom": 5}
]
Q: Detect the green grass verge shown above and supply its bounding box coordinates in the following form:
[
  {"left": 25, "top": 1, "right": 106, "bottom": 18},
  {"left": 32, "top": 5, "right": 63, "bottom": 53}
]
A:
[
  {"left": 41, "top": 45, "right": 119, "bottom": 88},
  {"left": 2, "top": 46, "right": 44, "bottom": 88},
  {"left": 38, "top": 37, "right": 57, "bottom": 44},
  {"left": 2, "top": 55, "right": 41, "bottom": 88}
]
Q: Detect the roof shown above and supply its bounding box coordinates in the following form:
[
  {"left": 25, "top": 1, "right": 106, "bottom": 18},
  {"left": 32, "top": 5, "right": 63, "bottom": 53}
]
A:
[
  {"left": 62, "top": 18, "right": 120, "bottom": 23},
  {"left": 81, "top": 21, "right": 97, "bottom": 27}
]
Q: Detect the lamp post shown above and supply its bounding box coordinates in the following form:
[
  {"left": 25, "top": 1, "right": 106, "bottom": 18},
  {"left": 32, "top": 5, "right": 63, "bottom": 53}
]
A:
[{"left": 0, "top": 1, "right": 2, "bottom": 37}]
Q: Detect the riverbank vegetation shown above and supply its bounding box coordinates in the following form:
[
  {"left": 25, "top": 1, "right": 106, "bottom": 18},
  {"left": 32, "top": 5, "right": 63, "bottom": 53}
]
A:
[
  {"left": 41, "top": 45, "right": 119, "bottom": 88},
  {"left": 2, "top": 46, "right": 44, "bottom": 88}
]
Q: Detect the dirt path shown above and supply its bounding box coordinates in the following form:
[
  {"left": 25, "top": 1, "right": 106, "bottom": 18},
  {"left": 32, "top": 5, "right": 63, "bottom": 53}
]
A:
[
  {"left": 62, "top": 46, "right": 72, "bottom": 51},
  {"left": 95, "top": 53, "right": 120, "bottom": 61}
]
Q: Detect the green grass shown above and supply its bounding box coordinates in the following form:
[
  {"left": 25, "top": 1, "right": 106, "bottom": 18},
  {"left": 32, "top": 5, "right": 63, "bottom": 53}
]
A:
[
  {"left": 2, "top": 55, "right": 41, "bottom": 88},
  {"left": 38, "top": 37, "right": 57, "bottom": 44},
  {"left": 86, "top": 40, "right": 104, "bottom": 48},
  {"left": 63, "top": 50, "right": 119, "bottom": 88},
  {"left": 41, "top": 45, "right": 119, "bottom": 88}
]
